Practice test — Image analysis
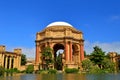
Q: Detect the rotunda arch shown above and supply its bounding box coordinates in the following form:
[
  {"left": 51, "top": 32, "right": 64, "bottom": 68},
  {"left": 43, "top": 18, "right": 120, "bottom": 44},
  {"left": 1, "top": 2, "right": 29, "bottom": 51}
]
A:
[{"left": 53, "top": 43, "right": 64, "bottom": 70}]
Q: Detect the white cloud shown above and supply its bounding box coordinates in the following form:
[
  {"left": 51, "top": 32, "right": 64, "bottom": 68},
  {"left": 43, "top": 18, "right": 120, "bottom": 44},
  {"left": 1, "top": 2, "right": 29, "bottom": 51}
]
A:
[
  {"left": 21, "top": 47, "right": 35, "bottom": 58},
  {"left": 111, "top": 16, "right": 120, "bottom": 20},
  {"left": 7, "top": 47, "right": 35, "bottom": 59},
  {"left": 85, "top": 41, "right": 120, "bottom": 54},
  {"left": 108, "top": 15, "right": 120, "bottom": 22}
]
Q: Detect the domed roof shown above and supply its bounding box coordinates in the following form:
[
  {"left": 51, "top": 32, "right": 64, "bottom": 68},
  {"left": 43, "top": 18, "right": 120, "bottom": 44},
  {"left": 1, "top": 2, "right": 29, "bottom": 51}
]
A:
[{"left": 46, "top": 21, "right": 73, "bottom": 27}]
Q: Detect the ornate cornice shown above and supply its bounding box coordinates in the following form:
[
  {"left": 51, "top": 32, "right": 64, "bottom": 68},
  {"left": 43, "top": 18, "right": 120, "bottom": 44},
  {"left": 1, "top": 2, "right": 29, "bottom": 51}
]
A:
[{"left": 38, "top": 26, "right": 82, "bottom": 34}]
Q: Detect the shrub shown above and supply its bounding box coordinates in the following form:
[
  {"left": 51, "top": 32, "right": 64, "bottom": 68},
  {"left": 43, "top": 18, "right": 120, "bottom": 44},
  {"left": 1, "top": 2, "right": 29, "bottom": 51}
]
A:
[
  {"left": 5, "top": 69, "right": 14, "bottom": 73},
  {"left": 89, "top": 66, "right": 106, "bottom": 74},
  {"left": 13, "top": 68, "right": 18, "bottom": 72},
  {"left": 5, "top": 68, "right": 20, "bottom": 73},
  {"left": 26, "top": 65, "right": 34, "bottom": 73},
  {"left": 65, "top": 68, "right": 79, "bottom": 73},
  {"left": 19, "top": 70, "right": 26, "bottom": 73},
  {"left": 0, "top": 66, "right": 4, "bottom": 76},
  {"left": 82, "top": 59, "right": 93, "bottom": 71},
  {"left": 35, "top": 70, "right": 48, "bottom": 74},
  {"left": 48, "top": 69, "right": 57, "bottom": 74}
]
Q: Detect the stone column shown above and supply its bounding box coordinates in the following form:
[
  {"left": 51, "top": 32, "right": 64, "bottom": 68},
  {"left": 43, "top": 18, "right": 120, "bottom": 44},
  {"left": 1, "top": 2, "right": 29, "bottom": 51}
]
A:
[
  {"left": 5, "top": 56, "right": 8, "bottom": 69},
  {"left": 13, "top": 57, "right": 16, "bottom": 68},
  {"left": 9, "top": 57, "right": 12, "bottom": 69},
  {"left": 19, "top": 55, "right": 21, "bottom": 70},
  {"left": 80, "top": 44, "right": 84, "bottom": 61},
  {"left": 69, "top": 42, "right": 72, "bottom": 62},
  {"left": 15, "top": 57, "right": 19, "bottom": 68},
  {"left": 35, "top": 44, "right": 40, "bottom": 64},
  {"left": 1, "top": 54, "right": 4, "bottom": 66},
  {"left": 39, "top": 46, "right": 42, "bottom": 70},
  {"left": 65, "top": 42, "right": 68, "bottom": 62}
]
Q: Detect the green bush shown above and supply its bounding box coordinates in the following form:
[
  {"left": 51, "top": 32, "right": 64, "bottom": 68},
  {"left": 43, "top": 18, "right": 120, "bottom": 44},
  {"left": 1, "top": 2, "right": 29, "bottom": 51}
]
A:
[
  {"left": 35, "top": 70, "right": 48, "bottom": 74},
  {"left": 65, "top": 68, "right": 79, "bottom": 73},
  {"left": 13, "top": 68, "right": 18, "bottom": 72},
  {"left": 5, "top": 69, "right": 13, "bottom": 73},
  {"left": 19, "top": 70, "right": 26, "bottom": 73},
  {"left": 5, "top": 68, "right": 20, "bottom": 73},
  {"left": 89, "top": 66, "right": 106, "bottom": 74},
  {"left": 26, "top": 65, "right": 34, "bottom": 73},
  {"left": 48, "top": 69, "right": 57, "bottom": 74},
  {"left": 0, "top": 66, "right": 4, "bottom": 76}
]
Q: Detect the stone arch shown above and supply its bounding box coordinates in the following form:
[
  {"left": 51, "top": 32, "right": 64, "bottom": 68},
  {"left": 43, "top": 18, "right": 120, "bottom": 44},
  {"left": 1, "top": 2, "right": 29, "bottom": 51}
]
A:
[
  {"left": 53, "top": 43, "right": 64, "bottom": 70},
  {"left": 53, "top": 43, "right": 64, "bottom": 56}
]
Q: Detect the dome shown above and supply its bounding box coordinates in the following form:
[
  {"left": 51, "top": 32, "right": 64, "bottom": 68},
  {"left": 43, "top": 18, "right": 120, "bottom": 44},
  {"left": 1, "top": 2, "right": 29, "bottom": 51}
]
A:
[{"left": 46, "top": 21, "right": 73, "bottom": 27}]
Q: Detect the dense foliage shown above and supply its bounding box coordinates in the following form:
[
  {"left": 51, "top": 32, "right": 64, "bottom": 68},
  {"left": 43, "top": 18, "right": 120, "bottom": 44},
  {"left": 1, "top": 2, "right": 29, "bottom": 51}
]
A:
[
  {"left": 0, "top": 66, "right": 4, "bottom": 76},
  {"left": 5, "top": 68, "right": 20, "bottom": 73},
  {"left": 65, "top": 68, "right": 79, "bottom": 73},
  {"left": 82, "top": 46, "right": 116, "bottom": 73},
  {"left": 48, "top": 69, "right": 57, "bottom": 74},
  {"left": 42, "top": 47, "right": 54, "bottom": 69},
  {"left": 56, "top": 54, "right": 62, "bottom": 70},
  {"left": 101, "top": 58, "right": 115, "bottom": 72},
  {"left": 90, "top": 46, "right": 105, "bottom": 68},
  {"left": 82, "top": 59, "right": 93, "bottom": 71},
  {"left": 26, "top": 65, "right": 34, "bottom": 73},
  {"left": 21, "top": 54, "right": 27, "bottom": 65}
]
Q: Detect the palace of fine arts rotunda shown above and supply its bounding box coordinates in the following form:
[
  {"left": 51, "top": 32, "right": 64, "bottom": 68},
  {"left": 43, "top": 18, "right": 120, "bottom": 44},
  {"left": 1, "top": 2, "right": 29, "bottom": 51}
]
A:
[{"left": 35, "top": 21, "right": 84, "bottom": 70}]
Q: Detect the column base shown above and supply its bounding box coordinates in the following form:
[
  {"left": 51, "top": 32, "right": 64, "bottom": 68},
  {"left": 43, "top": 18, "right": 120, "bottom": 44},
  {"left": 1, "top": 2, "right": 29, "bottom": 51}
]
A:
[{"left": 65, "top": 62, "right": 79, "bottom": 69}]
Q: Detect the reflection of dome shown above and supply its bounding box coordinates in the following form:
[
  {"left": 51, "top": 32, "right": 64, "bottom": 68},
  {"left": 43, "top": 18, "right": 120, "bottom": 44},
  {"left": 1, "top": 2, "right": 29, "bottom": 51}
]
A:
[{"left": 47, "top": 21, "right": 73, "bottom": 27}]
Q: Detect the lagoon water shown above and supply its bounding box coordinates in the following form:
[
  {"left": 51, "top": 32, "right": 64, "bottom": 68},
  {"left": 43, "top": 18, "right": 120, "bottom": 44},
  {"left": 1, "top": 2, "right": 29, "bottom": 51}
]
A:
[{"left": 1, "top": 73, "right": 120, "bottom": 80}]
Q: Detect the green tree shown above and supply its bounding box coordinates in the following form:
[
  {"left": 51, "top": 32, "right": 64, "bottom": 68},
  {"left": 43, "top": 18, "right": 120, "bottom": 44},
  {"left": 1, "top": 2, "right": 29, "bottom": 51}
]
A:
[
  {"left": 0, "top": 66, "right": 4, "bottom": 76},
  {"left": 26, "top": 65, "right": 34, "bottom": 73},
  {"left": 84, "top": 51, "right": 87, "bottom": 57},
  {"left": 21, "top": 54, "right": 27, "bottom": 65},
  {"left": 90, "top": 46, "right": 105, "bottom": 68},
  {"left": 42, "top": 47, "right": 53, "bottom": 70},
  {"left": 56, "top": 54, "right": 62, "bottom": 70},
  {"left": 82, "top": 59, "right": 93, "bottom": 71},
  {"left": 101, "top": 58, "right": 115, "bottom": 72}
]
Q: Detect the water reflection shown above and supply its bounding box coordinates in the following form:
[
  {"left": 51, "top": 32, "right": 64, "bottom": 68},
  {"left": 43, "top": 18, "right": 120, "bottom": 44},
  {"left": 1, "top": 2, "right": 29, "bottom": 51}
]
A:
[
  {"left": 64, "top": 74, "right": 86, "bottom": 80},
  {"left": 1, "top": 73, "right": 120, "bottom": 80}
]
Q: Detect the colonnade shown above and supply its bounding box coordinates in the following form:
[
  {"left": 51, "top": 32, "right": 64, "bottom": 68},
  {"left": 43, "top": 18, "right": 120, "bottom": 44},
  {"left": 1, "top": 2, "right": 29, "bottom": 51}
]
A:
[
  {"left": 35, "top": 40, "right": 84, "bottom": 69},
  {"left": 2, "top": 55, "right": 21, "bottom": 69},
  {"left": 0, "top": 46, "right": 21, "bottom": 70}
]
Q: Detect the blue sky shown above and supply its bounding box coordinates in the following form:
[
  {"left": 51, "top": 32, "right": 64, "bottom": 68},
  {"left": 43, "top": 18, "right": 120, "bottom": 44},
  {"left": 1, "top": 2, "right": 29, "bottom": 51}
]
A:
[{"left": 0, "top": 0, "right": 120, "bottom": 58}]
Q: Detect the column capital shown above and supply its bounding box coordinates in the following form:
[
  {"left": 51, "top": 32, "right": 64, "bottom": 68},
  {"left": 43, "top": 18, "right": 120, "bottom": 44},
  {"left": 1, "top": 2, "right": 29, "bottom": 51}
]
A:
[
  {"left": 36, "top": 41, "right": 41, "bottom": 46},
  {"left": 79, "top": 42, "right": 84, "bottom": 46}
]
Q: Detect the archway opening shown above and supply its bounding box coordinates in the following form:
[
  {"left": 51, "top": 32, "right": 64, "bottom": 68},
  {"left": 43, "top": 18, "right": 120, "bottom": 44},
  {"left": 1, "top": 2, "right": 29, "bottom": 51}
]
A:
[{"left": 53, "top": 44, "right": 64, "bottom": 70}]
